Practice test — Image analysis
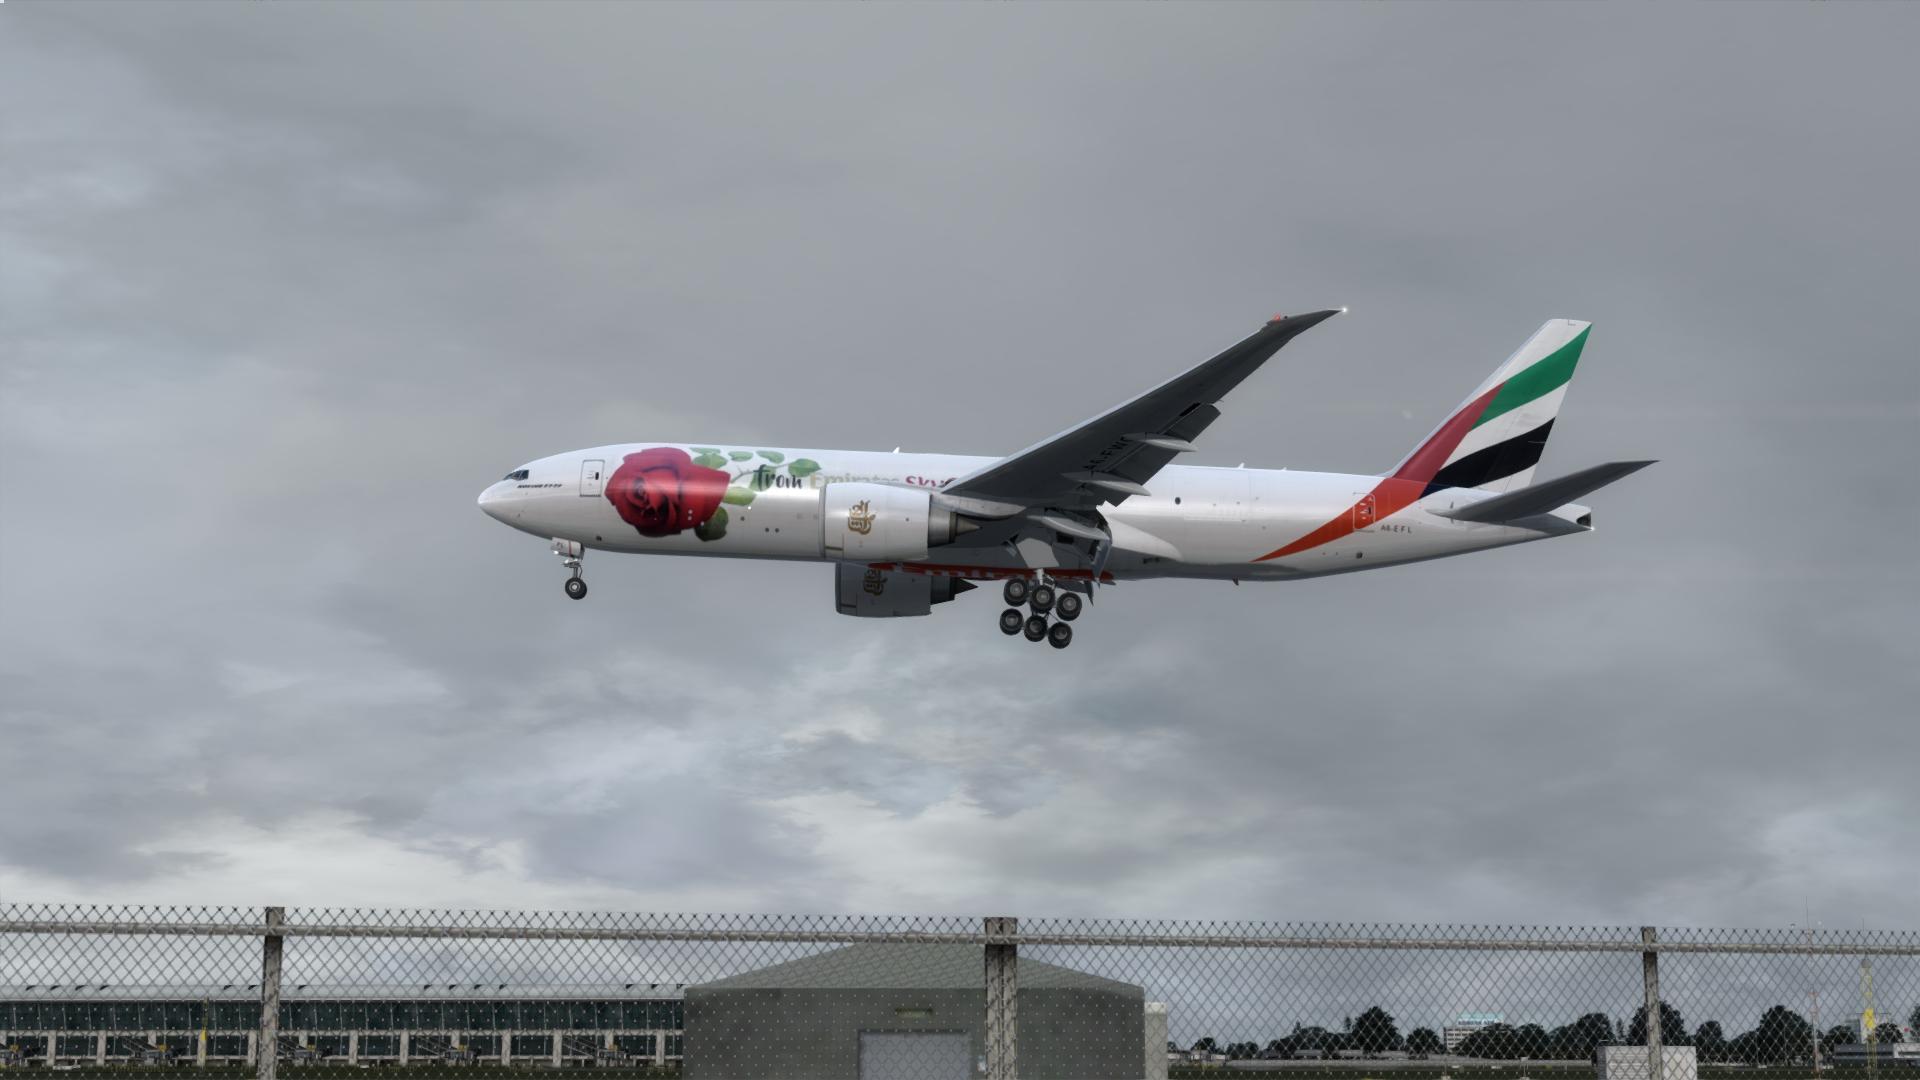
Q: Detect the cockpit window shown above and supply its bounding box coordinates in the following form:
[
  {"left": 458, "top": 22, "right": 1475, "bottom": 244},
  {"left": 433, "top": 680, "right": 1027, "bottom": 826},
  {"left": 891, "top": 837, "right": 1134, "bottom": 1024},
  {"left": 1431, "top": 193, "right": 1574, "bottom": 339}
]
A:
[{"left": 503, "top": 469, "right": 530, "bottom": 481}]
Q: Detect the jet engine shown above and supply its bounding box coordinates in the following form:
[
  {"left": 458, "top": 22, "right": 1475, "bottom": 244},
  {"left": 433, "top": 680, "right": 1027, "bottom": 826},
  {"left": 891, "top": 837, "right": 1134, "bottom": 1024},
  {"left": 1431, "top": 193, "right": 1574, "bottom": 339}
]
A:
[
  {"left": 821, "top": 482, "right": 972, "bottom": 561},
  {"left": 835, "top": 564, "right": 976, "bottom": 617}
]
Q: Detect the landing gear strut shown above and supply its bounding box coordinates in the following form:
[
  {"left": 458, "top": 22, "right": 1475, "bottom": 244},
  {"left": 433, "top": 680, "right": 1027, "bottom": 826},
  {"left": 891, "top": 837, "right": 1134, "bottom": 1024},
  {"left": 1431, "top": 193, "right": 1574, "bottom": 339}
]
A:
[{"left": 553, "top": 538, "right": 587, "bottom": 600}]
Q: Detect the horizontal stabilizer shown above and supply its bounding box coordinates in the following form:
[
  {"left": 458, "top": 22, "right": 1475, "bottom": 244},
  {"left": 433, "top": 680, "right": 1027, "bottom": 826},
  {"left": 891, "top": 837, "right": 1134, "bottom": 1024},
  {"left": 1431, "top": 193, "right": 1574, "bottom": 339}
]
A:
[{"left": 1437, "top": 460, "right": 1656, "bottom": 523}]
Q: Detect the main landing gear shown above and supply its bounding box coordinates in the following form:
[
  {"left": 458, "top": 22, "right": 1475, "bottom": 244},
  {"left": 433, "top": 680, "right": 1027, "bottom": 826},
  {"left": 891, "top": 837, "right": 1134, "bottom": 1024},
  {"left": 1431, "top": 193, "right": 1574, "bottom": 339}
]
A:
[
  {"left": 998, "top": 575, "right": 1081, "bottom": 649},
  {"left": 553, "top": 538, "right": 587, "bottom": 600}
]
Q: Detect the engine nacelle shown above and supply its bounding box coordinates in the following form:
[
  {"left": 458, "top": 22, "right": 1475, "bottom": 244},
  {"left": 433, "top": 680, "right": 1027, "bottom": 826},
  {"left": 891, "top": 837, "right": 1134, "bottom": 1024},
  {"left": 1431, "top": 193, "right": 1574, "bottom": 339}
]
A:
[
  {"left": 835, "top": 564, "right": 976, "bottom": 617},
  {"left": 821, "top": 482, "right": 969, "bottom": 561}
]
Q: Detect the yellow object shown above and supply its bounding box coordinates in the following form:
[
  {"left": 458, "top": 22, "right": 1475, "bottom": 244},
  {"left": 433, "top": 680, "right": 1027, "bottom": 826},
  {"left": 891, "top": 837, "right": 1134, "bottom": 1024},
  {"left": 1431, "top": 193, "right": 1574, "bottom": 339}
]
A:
[{"left": 1864, "top": 1010, "right": 1877, "bottom": 1039}]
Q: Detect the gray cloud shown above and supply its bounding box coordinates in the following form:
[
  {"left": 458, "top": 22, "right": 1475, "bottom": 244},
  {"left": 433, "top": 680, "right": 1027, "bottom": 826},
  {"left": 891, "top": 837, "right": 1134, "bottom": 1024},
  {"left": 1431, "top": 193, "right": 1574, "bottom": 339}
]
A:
[{"left": 2, "top": 3, "right": 1917, "bottom": 939}]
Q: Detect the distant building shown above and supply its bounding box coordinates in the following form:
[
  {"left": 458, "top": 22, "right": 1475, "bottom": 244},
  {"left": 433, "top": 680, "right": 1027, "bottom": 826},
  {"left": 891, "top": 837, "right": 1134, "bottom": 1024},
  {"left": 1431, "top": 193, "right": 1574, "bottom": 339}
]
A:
[
  {"left": 1444, "top": 1012, "right": 1506, "bottom": 1052},
  {"left": 1598, "top": 1044, "right": 1698, "bottom": 1080},
  {"left": 0, "top": 982, "right": 683, "bottom": 1068},
  {"left": 1831, "top": 1042, "right": 1920, "bottom": 1065},
  {"left": 682, "top": 942, "right": 1145, "bottom": 1080}
]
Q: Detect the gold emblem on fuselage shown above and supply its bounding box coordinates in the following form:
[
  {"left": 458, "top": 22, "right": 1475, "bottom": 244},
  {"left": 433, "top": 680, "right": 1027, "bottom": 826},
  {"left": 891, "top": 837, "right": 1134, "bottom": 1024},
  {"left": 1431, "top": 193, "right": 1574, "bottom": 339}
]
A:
[
  {"left": 863, "top": 568, "right": 887, "bottom": 596},
  {"left": 847, "top": 499, "right": 875, "bottom": 535}
]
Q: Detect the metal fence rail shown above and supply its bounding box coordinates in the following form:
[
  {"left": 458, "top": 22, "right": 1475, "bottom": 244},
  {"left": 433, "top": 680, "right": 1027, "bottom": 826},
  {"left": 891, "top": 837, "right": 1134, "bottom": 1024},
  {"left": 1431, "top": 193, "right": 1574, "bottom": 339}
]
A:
[{"left": 3, "top": 906, "right": 1917, "bottom": 1080}]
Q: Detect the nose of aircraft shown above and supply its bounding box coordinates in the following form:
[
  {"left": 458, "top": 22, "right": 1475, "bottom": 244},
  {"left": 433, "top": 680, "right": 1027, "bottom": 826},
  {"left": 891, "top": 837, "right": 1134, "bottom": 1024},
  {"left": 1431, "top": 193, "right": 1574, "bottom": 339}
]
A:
[{"left": 477, "top": 482, "right": 509, "bottom": 523}]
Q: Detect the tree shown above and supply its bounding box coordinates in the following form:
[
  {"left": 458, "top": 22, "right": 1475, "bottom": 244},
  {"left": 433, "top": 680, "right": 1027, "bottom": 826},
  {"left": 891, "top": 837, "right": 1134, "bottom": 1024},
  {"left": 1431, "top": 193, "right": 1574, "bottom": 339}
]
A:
[
  {"left": 1514, "top": 1024, "right": 1551, "bottom": 1059},
  {"left": 1351, "top": 1007, "right": 1404, "bottom": 1056},
  {"left": 1292, "top": 1026, "right": 1336, "bottom": 1056},
  {"left": 1457, "top": 1024, "right": 1519, "bottom": 1059},
  {"left": 1407, "top": 1029, "right": 1444, "bottom": 1058},
  {"left": 1910, "top": 1005, "right": 1920, "bottom": 1040},
  {"left": 1694, "top": 1021, "right": 1727, "bottom": 1063},
  {"left": 1555, "top": 1013, "right": 1617, "bottom": 1061},
  {"left": 1190, "top": 1037, "right": 1219, "bottom": 1056},
  {"left": 1266, "top": 1040, "right": 1289, "bottom": 1057},
  {"left": 1733, "top": 1005, "right": 1813, "bottom": 1064},
  {"left": 1629, "top": 1002, "right": 1690, "bottom": 1047},
  {"left": 1872, "top": 1023, "right": 1904, "bottom": 1048},
  {"left": 1822, "top": 1025, "right": 1856, "bottom": 1054},
  {"left": 1226, "top": 1041, "right": 1261, "bottom": 1061}
]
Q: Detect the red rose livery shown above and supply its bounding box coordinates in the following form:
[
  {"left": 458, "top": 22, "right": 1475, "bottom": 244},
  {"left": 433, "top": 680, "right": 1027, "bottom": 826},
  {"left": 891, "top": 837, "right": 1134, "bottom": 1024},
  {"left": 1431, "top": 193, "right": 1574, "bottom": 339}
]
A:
[{"left": 605, "top": 447, "right": 729, "bottom": 538}]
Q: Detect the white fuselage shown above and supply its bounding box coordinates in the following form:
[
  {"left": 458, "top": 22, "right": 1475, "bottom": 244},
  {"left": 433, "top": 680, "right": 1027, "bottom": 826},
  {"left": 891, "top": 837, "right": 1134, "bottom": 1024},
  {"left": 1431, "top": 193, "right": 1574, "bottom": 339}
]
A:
[{"left": 477, "top": 443, "right": 1589, "bottom": 582}]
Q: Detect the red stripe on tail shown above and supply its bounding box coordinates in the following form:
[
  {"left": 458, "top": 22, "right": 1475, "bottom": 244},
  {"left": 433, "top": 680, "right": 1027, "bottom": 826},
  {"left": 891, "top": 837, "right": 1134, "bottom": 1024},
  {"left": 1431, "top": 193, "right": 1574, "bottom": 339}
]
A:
[{"left": 1253, "top": 384, "right": 1500, "bottom": 562}]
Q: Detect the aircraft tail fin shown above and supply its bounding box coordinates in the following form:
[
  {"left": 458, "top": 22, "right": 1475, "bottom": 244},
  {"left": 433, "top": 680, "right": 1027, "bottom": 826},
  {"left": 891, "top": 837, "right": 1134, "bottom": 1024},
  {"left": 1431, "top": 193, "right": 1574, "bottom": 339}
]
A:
[
  {"left": 1437, "top": 460, "right": 1655, "bottom": 524},
  {"left": 1389, "top": 319, "right": 1592, "bottom": 496}
]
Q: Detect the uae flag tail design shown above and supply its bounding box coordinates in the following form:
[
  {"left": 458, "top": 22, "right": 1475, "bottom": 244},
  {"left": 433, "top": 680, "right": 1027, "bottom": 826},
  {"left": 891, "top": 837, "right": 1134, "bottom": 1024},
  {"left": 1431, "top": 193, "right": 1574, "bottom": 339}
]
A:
[{"left": 1392, "top": 319, "right": 1592, "bottom": 497}]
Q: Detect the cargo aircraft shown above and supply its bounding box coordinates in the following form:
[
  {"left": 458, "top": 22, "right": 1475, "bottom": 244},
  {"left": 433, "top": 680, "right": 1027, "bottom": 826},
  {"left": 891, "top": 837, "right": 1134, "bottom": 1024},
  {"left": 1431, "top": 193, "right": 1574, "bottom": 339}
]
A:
[{"left": 479, "top": 311, "right": 1651, "bottom": 649}]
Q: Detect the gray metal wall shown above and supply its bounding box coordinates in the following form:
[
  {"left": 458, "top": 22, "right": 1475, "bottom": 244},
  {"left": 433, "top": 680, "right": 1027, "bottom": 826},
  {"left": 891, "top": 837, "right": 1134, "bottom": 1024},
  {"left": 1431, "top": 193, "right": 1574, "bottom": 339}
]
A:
[{"left": 684, "top": 986, "right": 1144, "bottom": 1080}]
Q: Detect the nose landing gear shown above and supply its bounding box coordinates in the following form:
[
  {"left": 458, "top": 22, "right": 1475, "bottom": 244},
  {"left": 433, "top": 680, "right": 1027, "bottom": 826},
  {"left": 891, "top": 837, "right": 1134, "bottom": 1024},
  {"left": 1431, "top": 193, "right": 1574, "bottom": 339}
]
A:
[{"left": 553, "top": 538, "right": 588, "bottom": 600}]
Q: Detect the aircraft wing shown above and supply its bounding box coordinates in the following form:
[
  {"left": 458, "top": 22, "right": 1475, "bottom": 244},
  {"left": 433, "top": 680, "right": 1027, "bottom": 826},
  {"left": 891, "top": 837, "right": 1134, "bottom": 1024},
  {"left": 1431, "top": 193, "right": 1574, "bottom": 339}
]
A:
[{"left": 943, "top": 309, "right": 1343, "bottom": 514}]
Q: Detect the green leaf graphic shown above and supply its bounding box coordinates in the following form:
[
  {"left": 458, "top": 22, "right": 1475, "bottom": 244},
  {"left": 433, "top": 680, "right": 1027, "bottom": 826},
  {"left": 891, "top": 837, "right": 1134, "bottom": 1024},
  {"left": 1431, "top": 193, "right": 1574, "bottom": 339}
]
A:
[
  {"left": 728, "top": 450, "right": 754, "bottom": 461},
  {"left": 757, "top": 450, "right": 786, "bottom": 464},
  {"left": 722, "top": 486, "right": 756, "bottom": 506},
  {"left": 695, "top": 506, "right": 728, "bottom": 541},
  {"left": 788, "top": 458, "right": 821, "bottom": 478},
  {"left": 693, "top": 452, "right": 728, "bottom": 469},
  {"left": 749, "top": 464, "right": 778, "bottom": 492},
  {"left": 691, "top": 447, "right": 722, "bottom": 456}
]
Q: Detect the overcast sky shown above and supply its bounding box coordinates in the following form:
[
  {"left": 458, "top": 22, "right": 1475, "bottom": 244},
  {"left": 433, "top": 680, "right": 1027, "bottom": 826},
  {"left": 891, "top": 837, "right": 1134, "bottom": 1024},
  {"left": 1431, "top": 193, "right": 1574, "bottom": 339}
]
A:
[{"left": 3, "top": 4, "right": 1917, "bottom": 943}]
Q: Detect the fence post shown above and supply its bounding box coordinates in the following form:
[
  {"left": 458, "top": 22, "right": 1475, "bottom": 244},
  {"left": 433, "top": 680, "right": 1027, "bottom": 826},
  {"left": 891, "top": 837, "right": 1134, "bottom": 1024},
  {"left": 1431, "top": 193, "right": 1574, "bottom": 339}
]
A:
[
  {"left": 1642, "top": 926, "right": 1662, "bottom": 1080},
  {"left": 258, "top": 907, "right": 284, "bottom": 1080},
  {"left": 984, "top": 916, "right": 1018, "bottom": 1080}
]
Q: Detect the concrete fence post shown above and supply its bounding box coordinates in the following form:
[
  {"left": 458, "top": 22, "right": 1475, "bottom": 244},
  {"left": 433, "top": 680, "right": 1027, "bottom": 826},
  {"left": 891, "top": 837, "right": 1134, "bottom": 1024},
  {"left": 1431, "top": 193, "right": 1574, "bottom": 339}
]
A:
[
  {"left": 257, "top": 907, "right": 284, "bottom": 1080},
  {"left": 985, "top": 916, "right": 1018, "bottom": 1080},
  {"left": 1642, "top": 926, "right": 1662, "bottom": 1080}
]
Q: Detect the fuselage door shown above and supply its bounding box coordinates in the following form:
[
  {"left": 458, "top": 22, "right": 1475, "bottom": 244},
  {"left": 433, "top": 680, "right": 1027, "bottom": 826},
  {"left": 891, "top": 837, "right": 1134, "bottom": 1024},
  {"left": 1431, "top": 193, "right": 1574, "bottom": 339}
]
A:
[
  {"left": 580, "top": 459, "right": 605, "bottom": 497},
  {"left": 1351, "top": 491, "right": 1377, "bottom": 530}
]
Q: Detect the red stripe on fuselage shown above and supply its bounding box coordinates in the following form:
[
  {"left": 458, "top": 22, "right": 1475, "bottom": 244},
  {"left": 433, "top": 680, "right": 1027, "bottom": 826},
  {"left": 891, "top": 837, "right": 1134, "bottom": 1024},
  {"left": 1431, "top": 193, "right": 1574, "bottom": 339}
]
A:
[
  {"left": 1253, "top": 383, "right": 1501, "bottom": 562},
  {"left": 870, "top": 562, "right": 1116, "bottom": 583}
]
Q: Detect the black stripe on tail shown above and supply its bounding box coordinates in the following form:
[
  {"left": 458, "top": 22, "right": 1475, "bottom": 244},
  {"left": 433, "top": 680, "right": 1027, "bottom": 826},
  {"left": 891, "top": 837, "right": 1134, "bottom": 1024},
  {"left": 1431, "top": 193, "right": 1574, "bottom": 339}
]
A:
[{"left": 1423, "top": 419, "right": 1554, "bottom": 496}]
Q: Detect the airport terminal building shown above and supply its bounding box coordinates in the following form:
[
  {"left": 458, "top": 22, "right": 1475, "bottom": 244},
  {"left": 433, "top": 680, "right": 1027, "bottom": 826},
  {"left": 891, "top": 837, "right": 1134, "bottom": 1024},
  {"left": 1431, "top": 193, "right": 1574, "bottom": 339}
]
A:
[
  {"left": 0, "top": 982, "right": 685, "bottom": 1068},
  {"left": 4, "top": 945, "right": 1155, "bottom": 1079}
]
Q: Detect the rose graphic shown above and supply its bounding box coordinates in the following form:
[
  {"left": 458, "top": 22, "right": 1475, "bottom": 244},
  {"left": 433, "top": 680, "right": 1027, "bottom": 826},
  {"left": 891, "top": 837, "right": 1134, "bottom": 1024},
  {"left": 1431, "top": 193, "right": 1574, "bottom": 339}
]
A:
[{"left": 605, "top": 447, "right": 730, "bottom": 538}]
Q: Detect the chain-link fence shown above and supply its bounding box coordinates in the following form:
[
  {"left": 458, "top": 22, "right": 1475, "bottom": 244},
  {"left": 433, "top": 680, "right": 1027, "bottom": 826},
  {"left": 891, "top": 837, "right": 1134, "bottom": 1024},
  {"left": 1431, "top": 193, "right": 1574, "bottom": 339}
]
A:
[{"left": 3, "top": 906, "right": 1917, "bottom": 1080}]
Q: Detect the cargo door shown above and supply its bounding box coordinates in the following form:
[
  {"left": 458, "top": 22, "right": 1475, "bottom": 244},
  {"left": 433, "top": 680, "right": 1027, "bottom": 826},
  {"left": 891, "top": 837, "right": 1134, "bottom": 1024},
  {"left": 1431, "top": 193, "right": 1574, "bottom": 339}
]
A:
[
  {"left": 858, "top": 1032, "right": 968, "bottom": 1080},
  {"left": 1351, "top": 491, "right": 1377, "bottom": 531}
]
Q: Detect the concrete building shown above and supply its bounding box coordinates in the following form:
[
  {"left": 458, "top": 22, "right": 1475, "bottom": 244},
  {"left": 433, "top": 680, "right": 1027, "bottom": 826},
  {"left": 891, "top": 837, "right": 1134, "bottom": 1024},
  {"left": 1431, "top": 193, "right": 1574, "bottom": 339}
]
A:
[
  {"left": 1144, "top": 1001, "right": 1169, "bottom": 1080},
  {"left": 1831, "top": 1042, "right": 1920, "bottom": 1065},
  {"left": 683, "top": 942, "right": 1145, "bottom": 1080},
  {"left": 1597, "top": 1044, "right": 1698, "bottom": 1080},
  {"left": 0, "top": 981, "right": 683, "bottom": 1068}
]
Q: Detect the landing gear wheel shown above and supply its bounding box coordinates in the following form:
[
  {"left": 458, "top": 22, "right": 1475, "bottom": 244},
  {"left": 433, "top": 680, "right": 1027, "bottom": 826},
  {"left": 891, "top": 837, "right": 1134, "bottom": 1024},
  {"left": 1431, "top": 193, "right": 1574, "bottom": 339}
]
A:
[
  {"left": 1023, "top": 614, "right": 1049, "bottom": 642},
  {"left": 1055, "top": 592, "right": 1082, "bottom": 622},
  {"left": 1047, "top": 622, "right": 1073, "bottom": 649},
  {"left": 1029, "top": 584, "right": 1056, "bottom": 614},
  {"left": 564, "top": 577, "right": 588, "bottom": 600},
  {"left": 1002, "top": 578, "right": 1030, "bottom": 606},
  {"left": 999, "top": 608, "right": 1025, "bottom": 636}
]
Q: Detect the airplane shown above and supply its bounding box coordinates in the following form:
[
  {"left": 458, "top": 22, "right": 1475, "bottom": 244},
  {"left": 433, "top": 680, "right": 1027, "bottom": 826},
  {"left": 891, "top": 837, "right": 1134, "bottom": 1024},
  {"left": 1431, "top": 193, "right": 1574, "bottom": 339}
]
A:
[{"left": 478, "top": 310, "right": 1652, "bottom": 649}]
